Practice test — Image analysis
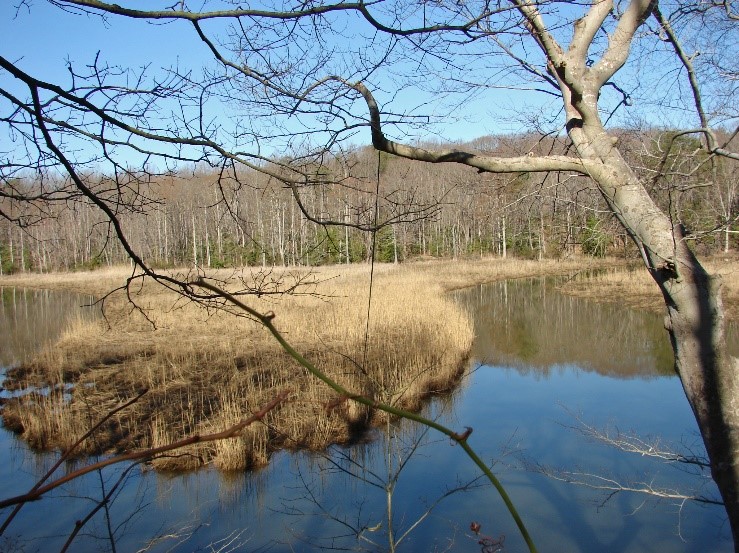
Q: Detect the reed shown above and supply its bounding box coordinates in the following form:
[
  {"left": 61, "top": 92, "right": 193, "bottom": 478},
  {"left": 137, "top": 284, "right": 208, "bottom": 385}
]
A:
[
  {"left": 2, "top": 262, "right": 475, "bottom": 470},
  {"left": 4, "top": 255, "right": 733, "bottom": 471}
]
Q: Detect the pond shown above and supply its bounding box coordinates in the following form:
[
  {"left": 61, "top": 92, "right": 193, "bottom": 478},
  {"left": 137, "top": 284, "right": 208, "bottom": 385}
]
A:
[
  {"left": 0, "top": 278, "right": 734, "bottom": 552},
  {"left": 0, "top": 287, "right": 99, "bottom": 369}
]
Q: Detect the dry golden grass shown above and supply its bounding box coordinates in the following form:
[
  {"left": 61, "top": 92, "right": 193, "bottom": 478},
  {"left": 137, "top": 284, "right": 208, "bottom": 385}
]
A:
[
  {"left": 3, "top": 254, "right": 734, "bottom": 471},
  {"left": 556, "top": 256, "right": 739, "bottom": 321},
  {"left": 412, "top": 255, "right": 619, "bottom": 292},
  {"left": 1, "top": 262, "right": 477, "bottom": 471}
]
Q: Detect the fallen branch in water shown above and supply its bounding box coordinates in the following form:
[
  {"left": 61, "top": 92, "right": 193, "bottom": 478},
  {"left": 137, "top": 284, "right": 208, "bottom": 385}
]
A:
[
  {"left": 561, "top": 408, "right": 712, "bottom": 471},
  {"left": 527, "top": 460, "right": 722, "bottom": 507}
]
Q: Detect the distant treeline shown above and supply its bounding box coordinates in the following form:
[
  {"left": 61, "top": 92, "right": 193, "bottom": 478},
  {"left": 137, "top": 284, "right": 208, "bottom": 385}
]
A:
[{"left": 1, "top": 130, "right": 736, "bottom": 273}]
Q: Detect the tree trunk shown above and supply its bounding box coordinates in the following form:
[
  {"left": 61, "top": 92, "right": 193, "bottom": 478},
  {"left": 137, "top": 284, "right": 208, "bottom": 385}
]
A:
[
  {"left": 191, "top": 211, "right": 198, "bottom": 267},
  {"left": 19, "top": 231, "right": 25, "bottom": 272},
  {"left": 344, "top": 203, "right": 350, "bottom": 264},
  {"left": 539, "top": 211, "right": 545, "bottom": 261},
  {"left": 576, "top": 127, "right": 739, "bottom": 545},
  {"left": 501, "top": 216, "right": 507, "bottom": 259},
  {"left": 205, "top": 210, "right": 211, "bottom": 268},
  {"left": 660, "top": 249, "right": 739, "bottom": 544},
  {"left": 726, "top": 224, "right": 730, "bottom": 254}
]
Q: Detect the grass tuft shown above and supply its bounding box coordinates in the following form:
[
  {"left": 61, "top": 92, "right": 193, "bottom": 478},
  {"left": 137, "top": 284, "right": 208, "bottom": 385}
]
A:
[
  {"left": 2, "top": 262, "right": 474, "bottom": 471},
  {"left": 5, "top": 255, "right": 733, "bottom": 471}
]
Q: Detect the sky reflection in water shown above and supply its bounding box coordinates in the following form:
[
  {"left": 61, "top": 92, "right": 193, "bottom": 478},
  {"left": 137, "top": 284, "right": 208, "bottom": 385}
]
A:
[{"left": 0, "top": 279, "right": 734, "bottom": 552}]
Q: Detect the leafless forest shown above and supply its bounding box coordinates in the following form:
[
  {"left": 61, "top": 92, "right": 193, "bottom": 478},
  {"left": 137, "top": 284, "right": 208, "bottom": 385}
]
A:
[{"left": 2, "top": 130, "right": 735, "bottom": 274}]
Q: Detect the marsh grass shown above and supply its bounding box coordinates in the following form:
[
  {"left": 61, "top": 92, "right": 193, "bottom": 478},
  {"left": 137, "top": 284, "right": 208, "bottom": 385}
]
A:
[
  {"left": 6, "top": 254, "right": 732, "bottom": 471},
  {"left": 556, "top": 256, "right": 739, "bottom": 321},
  {"left": 1, "top": 263, "right": 478, "bottom": 471}
]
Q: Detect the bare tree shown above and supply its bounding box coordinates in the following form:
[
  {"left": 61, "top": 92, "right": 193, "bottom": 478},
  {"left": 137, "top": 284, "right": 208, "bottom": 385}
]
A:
[
  {"left": 1, "top": 0, "right": 738, "bottom": 548},
  {"left": 346, "top": 5, "right": 739, "bottom": 544}
]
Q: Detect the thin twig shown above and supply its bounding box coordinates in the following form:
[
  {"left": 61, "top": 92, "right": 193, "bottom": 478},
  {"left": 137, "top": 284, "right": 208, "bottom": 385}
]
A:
[{"left": 0, "top": 391, "right": 289, "bottom": 509}]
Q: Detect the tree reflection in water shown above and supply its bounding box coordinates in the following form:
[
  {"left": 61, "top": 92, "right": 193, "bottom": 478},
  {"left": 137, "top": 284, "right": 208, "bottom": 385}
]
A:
[
  {"left": 1, "top": 279, "right": 735, "bottom": 552},
  {"left": 276, "top": 409, "right": 496, "bottom": 552},
  {"left": 454, "top": 277, "right": 676, "bottom": 378}
]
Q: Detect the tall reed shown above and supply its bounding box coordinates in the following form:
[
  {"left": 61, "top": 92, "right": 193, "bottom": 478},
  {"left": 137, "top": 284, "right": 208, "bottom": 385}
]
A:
[{"left": 2, "top": 263, "right": 474, "bottom": 470}]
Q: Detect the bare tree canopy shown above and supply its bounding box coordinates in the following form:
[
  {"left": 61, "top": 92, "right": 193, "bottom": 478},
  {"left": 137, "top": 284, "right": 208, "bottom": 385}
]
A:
[{"left": 1, "top": 0, "right": 738, "bottom": 549}]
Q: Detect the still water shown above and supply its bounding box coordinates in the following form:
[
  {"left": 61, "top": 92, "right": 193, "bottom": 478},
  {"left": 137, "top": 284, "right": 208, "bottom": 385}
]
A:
[
  {"left": 0, "top": 279, "right": 733, "bottom": 552},
  {"left": 0, "top": 287, "right": 99, "bottom": 369}
]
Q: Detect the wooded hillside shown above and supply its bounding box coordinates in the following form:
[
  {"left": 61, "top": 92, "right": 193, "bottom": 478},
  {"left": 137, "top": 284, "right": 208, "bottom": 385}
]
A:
[{"left": 2, "top": 130, "right": 735, "bottom": 273}]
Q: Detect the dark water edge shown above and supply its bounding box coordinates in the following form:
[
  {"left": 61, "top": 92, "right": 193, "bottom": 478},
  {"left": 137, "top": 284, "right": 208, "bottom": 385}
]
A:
[{"left": 0, "top": 281, "right": 734, "bottom": 552}]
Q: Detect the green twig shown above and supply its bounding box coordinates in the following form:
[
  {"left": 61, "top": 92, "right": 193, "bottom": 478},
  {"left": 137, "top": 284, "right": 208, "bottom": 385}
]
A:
[{"left": 192, "top": 277, "right": 537, "bottom": 553}]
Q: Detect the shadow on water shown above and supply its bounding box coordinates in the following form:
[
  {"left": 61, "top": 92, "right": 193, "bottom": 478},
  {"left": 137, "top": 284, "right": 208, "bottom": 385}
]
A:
[{"left": 0, "top": 279, "right": 735, "bottom": 552}]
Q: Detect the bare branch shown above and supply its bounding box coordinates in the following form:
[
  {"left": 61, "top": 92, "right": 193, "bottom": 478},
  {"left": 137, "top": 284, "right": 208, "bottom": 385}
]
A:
[
  {"left": 509, "top": 0, "right": 566, "bottom": 68},
  {"left": 529, "top": 463, "right": 723, "bottom": 506},
  {"left": 590, "top": 0, "right": 656, "bottom": 88},
  {"left": 351, "top": 80, "right": 591, "bottom": 174},
  {"left": 0, "top": 391, "right": 289, "bottom": 509},
  {"left": 52, "top": 0, "right": 375, "bottom": 22},
  {"left": 652, "top": 6, "right": 717, "bottom": 151},
  {"left": 568, "top": 0, "right": 615, "bottom": 65},
  {"left": 55, "top": 0, "right": 513, "bottom": 38}
]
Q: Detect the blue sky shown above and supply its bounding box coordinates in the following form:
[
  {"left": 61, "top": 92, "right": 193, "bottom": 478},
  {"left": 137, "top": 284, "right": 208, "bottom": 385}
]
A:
[
  {"left": 3, "top": 0, "right": 731, "bottom": 169},
  {"left": 2, "top": 1, "right": 549, "bottom": 160},
  {"left": 4, "top": 3, "right": 210, "bottom": 84}
]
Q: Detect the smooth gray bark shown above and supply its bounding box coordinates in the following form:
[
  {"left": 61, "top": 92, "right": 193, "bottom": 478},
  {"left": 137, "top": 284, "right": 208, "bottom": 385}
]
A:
[{"left": 356, "top": 0, "right": 739, "bottom": 541}]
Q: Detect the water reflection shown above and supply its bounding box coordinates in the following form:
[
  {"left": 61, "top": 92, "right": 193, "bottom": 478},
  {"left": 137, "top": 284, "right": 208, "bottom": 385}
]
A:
[
  {"left": 454, "top": 278, "right": 676, "bottom": 378},
  {"left": 0, "top": 287, "right": 98, "bottom": 369},
  {"left": 0, "top": 280, "right": 734, "bottom": 552}
]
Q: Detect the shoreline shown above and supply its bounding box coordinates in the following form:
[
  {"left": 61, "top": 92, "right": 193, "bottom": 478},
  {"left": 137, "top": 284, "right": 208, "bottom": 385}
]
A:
[{"left": 1, "top": 255, "right": 736, "bottom": 471}]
